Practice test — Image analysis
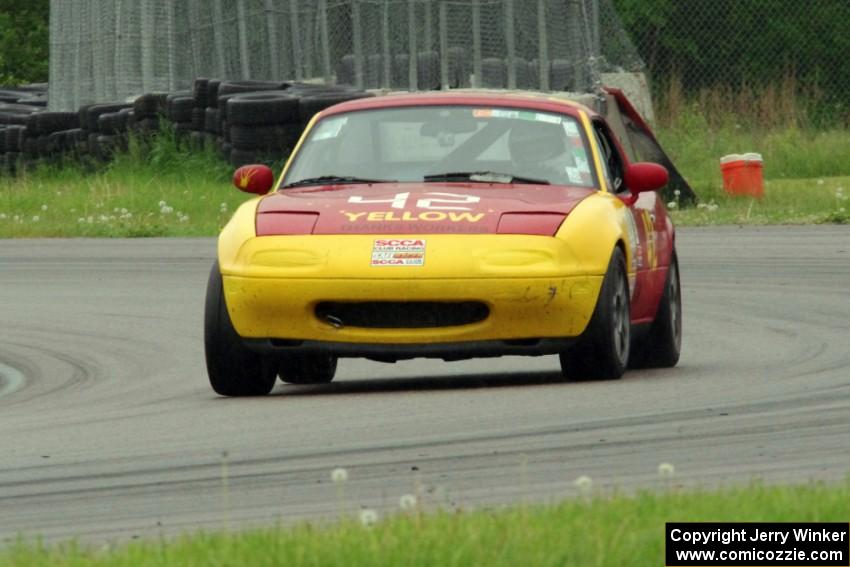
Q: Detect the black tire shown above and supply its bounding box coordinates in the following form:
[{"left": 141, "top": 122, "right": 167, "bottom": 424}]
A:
[
  {"left": 227, "top": 92, "right": 299, "bottom": 126},
  {"left": 33, "top": 111, "right": 80, "bottom": 135},
  {"left": 167, "top": 96, "right": 195, "bottom": 123},
  {"left": 191, "top": 107, "right": 206, "bottom": 131},
  {"left": 204, "top": 108, "right": 221, "bottom": 134},
  {"left": 133, "top": 93, "right": 168, "bottom": 119},
  {"left": 5, "top": 126, "right": 24, "bottom": 150},
  {"left": 84, "top": 103, "right": 132, "bottom": 132},
  {"left": 560, "top": 247, "right": 631, "bottom": 381},
  {"left": 230, "top": 124, "right": 284, "bottom": 151},
  {"left": 204, "top": 262, "right": 277, "bottom": 397},
  {"left": 481, "top": 57, "right": 507, "bottom": 88},
  {"left": 628, "top": 253, "right": 682, "bottom": 369},
  {"left": 206, "top": 79, "right": 222, "bottom": 108},
  {"left": 193, "top": 78, "right": 210, "bottom": 108},
  {"left": 279, "top": 356, "right": 338, "bottom": 385},
  {"left": 549, "top": 58, "right": 574, "bottom": 91},
  {"left": 297, "top": 92, "right": 374, "bottom": 125},
  {"left": 216, "top": 80, "right": 287, "bottom": 101},
  {"left": 230, "top": 148, "right": 259, "bottom": 168},
  {"left": 417, "top": 51, "right": 440, "bottom": 90}
]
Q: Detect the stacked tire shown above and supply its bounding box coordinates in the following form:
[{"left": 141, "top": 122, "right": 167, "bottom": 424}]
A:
[{"left": 226, "top": 91, "right": 300, "bottom": 167}]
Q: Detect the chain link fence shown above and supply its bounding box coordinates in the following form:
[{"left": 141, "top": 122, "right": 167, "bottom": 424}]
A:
[
  {"left": 49, "top": 0, "right": 645, "bottom": 111},
  {"left": 612, "top": 0, "right": 850, "bottom": 125}
]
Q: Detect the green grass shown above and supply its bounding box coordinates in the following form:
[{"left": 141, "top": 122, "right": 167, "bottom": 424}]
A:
[
  {"left": 658, "top": 107, "right": 850, "bottom": 225},
  {"left": 0, "top": 120, "right": 848, "bottom": 238},
  {"left": 0, "top": 132, "right": 256, "bottom": 238},
  {"left": 4, "top": 481, "right": 849, "bottom": 566}
]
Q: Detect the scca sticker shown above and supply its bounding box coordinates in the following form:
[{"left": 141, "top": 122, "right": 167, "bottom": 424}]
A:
[{"left": 371, "top": 239, "right": 426, "bottom": 267}]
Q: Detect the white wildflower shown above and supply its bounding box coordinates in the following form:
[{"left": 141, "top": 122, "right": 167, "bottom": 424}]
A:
[
  {"left": 40, "top": 204, "right": 48, "bottom": 211},
  {"left": 399, "top": 493, "right": 418, "bottom": 510},
  {"left": 158, "top": 200, "right": 167, "bottom": 207},
  {"left": 331, "top": 467, "right": 348, "bottom": 484},
  {"left": 0, "top": 213, "right": 6, "bottom": 220},
  {"left": 32, "top": 215, "right": 40, "bottom": 222},
  {"left": 667, "top": 201, "right": 678, "bottom": 209},
  {"left": 817, "top": 179, "right": 825, "bottom": 185},
  {"left": 160, "top": 205, "right": 174, "bottom": 214},
  {"left": 87, "top": 216, "right": 94, "bottom": 224},
  {"left": 78, "top": 217, "right": 85, "bottom": 223},
  {"left": 574, "top": 475, "right": 593, "bottom": 493},
  {"left": 658, "top": 462, "right": 676, "bottom": 478},
  {"left": 674, "top": 189, "right": 681, "bottom": 197},
  {"left": 359, "top": 509, "right": 379, "bottom": 526}
]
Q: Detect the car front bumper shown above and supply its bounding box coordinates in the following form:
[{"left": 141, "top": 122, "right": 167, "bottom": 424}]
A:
[{"left": 220, "top": 234, "right": 605, "bottom": 346}]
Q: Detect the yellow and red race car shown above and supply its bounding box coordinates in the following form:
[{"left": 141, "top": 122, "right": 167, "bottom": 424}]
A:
[{"left": 205, "top": 92, "right": 681, "bottom": 396}]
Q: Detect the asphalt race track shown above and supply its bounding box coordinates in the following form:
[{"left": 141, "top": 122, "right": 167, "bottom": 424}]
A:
[{"left": 1, "top": 226, "right": 849, "bottom": 544}]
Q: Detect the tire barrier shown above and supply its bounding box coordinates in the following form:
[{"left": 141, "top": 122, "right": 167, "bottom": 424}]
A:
[{"left": 0, "top": 79, "right": 373, "bottom": 175}]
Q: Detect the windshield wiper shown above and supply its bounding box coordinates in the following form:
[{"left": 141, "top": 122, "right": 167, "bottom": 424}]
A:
[
  {"left": 423, "top": 171, "right": 550, "bottom": 185},
  {"left": 282, "top": 175, "right": 395, "bottom": 188}
]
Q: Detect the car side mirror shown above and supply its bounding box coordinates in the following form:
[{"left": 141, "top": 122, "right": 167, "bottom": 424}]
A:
[
  {"left": 624, "top": 162, "right": 669, "bottom": 193},
  {"left": 233, "top": 164, "right": 275, "bottom": 195}
]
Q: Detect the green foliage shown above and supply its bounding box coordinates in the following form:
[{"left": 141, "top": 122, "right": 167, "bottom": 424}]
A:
[
  {"left": 613, "top": 0, "right": 850, "bottom": 114},
  {"left": 0, "top": 0, "right": 49, "bottom": 84}
]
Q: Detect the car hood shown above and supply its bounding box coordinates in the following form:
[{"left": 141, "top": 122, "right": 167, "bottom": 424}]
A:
[{"left": 257, "top": 182, "right": 595, "bottom": 235}]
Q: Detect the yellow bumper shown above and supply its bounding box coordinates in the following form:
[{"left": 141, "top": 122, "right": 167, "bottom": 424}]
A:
[{"left": 220, "top": 234, "right": 604, "bottom": 344}]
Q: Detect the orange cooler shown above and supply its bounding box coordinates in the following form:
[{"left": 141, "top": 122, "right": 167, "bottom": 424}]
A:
[{"left": 720, "top": 153, "right": 764, "bottom": 198}]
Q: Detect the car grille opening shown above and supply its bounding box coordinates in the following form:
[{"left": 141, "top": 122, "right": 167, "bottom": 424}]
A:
[{"left": 315, "top": 301, "right": 489, "bottom": 329}]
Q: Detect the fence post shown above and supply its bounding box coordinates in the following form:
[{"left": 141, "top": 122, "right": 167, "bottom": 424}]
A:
[
  {"left": 187, "top": 0, "right": 202, "bottom": 80},
  {"left": 439, "top": 1, "right": 449, "bottom": 89},
  {"left": 472, "top": 0, "right": 481, "bottom": 88},
  {"left": 408, "top": 0, "right": 418, "bottom": 91},
  {"left": 213, "top": 0, "right": 227, "bottom": 77},
  {"left": 538, "top": 0, "right": 549, "bottom": 91},
  {"left": 352, "top": 0, "right": 364, "bottom": 89},
  {"left": 382, "top": 0, "right": 391, "bottom": 88},
  {"left": 265, "top": 0, "right": 280, "bottom": 79},
  {"left": 288, "top": 0, "right": 303, "bottom": 80},
  {"left": 505, "top": 0, "right": 516, "bottom": 89},
  {"left": 166, "top": 0, "right": 178, "bottom": 90},
  {"left": 237, "top": 0, "right": 252, "bottom": 79},
  {"left": 319, "top": 0, "right": 332, "bottom": 84}
]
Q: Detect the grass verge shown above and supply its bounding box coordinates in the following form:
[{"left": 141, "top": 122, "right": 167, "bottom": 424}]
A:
[
  {"left": 4, "top": 481, "right": 849, "bottom": 566},
  {"left": 0, "top": 120, "right": 848, "bottom": 238}
]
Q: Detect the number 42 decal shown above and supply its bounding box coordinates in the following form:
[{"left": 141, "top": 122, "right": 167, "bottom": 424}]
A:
[{"left": 348, "top": 192, "right": 481, "bottom": 211}]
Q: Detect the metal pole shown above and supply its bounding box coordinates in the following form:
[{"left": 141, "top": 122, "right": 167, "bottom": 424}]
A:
[
  {"left": 424, "top": 0, "right": 432, "bottom": 52},
  {"left": 304, "top": 4, "right": 315, "bottom": 79},
  {"left": 187, "top": 0, "right": 203, "bottom": 79},
  {"left": 590, "top": 0, "right": 600, "bottom": 59},
  {"left": 166, "top": 0, "right": 178, "bottom": 90},
  {"left": 472, "top": 0, "right": 481, "bottom": 88},
  {"left": 382, "top": 0, "right": 391, "bottom": 88},
  {"left": 213, "top": 0, "right": 227, "bottom": 77},
  {"left": 439, "top": 2, "right": 449, "bottom": 90},
  {"left": 538, "top": 0, "right": 549, "bottom": 91},
  {"left": 408, "top": 0, "right": 418, "bottom": 90},
  {"left": 237, "top": 0, "right": 252, "bottom": 79},
  {"left": 505, "top": 0, "right": 516, "bottom": 89},
  {"left": 319, "top": 0, "right": 332, "bottom": 84},
  {"left": 352, "top": 0, "right": 364, "bottom": 89},
  {"left": 289, "top": 0, "right": 303, "bottom": 80},
  {"left": 265, "top": 0, "right": 280, "bottom": 79}
]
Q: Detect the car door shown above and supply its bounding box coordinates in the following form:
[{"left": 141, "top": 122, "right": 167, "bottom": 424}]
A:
[{"left": 590, "top": 118, "right": 666, "bottom": 324}]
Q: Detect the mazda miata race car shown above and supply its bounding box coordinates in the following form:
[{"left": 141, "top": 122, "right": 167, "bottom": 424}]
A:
[{"left": 205, "top": 91, "right": 682, "bottom": 396}]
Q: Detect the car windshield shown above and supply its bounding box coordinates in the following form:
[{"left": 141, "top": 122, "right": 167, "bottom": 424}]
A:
[{"left": 282, "top": 105, "right": 597, "bottom": 189}]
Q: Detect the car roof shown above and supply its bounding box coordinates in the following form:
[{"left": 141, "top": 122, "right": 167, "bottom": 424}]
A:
[{"left": 321, "top": 90, "right": 599, "bottom": 120}]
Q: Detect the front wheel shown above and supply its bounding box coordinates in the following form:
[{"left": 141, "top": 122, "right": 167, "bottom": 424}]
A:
[
  {"left": 628, "top": 252, "right": 682, "bottom": 369},
  {"left": 204, "top": 262, "right": 277, "bottom": 396},
  {"left": 560, "top": 247, "right": 630, "bottom": 381}
]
